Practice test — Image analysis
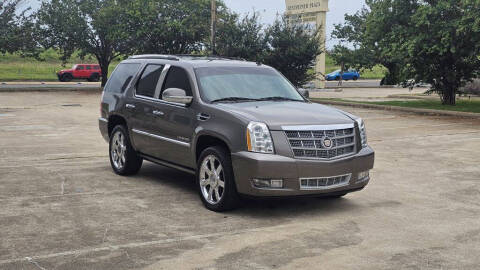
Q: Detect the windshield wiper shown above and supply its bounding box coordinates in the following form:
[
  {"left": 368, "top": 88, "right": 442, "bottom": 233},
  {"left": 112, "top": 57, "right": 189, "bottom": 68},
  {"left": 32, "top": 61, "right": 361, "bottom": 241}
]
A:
[
  {"left": 258, "top": 96, "right": 304, "bottom": 102},
  {"left": 211, "top": 97, "right": 260, "bottom": 103}
]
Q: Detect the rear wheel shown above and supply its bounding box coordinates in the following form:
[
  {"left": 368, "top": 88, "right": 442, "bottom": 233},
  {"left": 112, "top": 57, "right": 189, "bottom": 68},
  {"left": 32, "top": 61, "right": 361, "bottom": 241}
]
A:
[
  {"left": 109, "top": 125, "right": 143, "bottom": 176},
  {"left": 197, "top": 146, "right": 239, "bottom": 211},
  {"left": 88, "top": 73, "right": 100, "bottom": 82},
  {"left": 62, "top": 73, "right": 73, "bottom": 82}
]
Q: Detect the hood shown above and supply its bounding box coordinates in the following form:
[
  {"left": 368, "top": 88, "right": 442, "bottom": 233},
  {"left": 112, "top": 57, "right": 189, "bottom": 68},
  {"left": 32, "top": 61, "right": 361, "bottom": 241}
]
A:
[
  {"left": 58, "top": 69, "right": 72, "bottom": 74},
  {"left": 216, "top": 101, "right": 354, "bottom": 130}
]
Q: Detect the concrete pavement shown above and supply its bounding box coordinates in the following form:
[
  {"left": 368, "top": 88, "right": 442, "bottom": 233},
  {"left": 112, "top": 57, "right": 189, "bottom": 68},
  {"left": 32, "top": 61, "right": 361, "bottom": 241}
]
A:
[{"left": 0, "top": 91, "right": 479, "bottom": 269}]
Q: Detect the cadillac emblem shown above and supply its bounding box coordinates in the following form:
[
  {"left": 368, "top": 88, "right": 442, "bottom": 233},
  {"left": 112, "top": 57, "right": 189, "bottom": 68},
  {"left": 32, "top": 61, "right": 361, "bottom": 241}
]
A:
[{"left": 322, "top": 137, "right": 333, "bottom": 149}]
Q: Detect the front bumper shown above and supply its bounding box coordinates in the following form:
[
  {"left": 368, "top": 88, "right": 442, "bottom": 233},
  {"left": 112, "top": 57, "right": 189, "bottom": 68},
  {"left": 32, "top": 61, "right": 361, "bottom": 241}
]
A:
[{"left": 231, "top": 146, "right": 374, "bottom": 197}]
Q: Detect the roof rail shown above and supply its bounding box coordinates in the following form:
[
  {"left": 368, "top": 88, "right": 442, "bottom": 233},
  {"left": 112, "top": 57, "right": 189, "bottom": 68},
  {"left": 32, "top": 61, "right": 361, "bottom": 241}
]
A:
[
  {"left": 175, "top": 54, "right": 247, "bottom": 61},
  {"left": 128, "top": 54, "right": 180, "bottom": 61}
]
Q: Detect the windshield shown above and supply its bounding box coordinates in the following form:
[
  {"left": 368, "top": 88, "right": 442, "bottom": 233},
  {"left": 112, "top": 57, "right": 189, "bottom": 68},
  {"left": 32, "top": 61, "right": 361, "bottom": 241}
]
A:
[{"left": 195, "top": 67, "right": 305, "bottom": 103}]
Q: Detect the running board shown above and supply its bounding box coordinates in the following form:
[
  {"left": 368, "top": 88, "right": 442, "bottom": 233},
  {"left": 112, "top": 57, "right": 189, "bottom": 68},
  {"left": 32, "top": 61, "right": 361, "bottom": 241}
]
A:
[{"left": 138, "top": 153, "right": 196, "bottom": 175}]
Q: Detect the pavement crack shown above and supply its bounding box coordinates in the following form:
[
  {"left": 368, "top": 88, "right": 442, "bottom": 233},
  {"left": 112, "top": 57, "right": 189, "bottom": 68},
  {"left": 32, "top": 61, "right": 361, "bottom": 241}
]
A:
[{"left": 25, "top": 257, "right": 47, "bottom": 270}]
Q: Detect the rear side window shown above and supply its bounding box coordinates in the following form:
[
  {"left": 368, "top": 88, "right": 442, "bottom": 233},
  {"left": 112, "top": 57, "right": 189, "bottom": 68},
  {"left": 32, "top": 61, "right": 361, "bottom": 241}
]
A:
[
  {"left": 104, "top": 63, "right": 141, "bottom": 93},
  {"left": 162, "top": 66, "right": 192, "bottom": 96},
  {"left": 94, "top": 65, "right": 100, "bottom": 70},
  {"left": 86, "top": 65, "right": 91, "bottom": 70},
  {"left": 136, "top": 64, "right": 164, "bottom": 98}
]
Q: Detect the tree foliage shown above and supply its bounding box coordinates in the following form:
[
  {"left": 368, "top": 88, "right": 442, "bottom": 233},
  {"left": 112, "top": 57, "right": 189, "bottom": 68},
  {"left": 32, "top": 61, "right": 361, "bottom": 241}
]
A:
[
  {"left": 36, "top": 0, "right": 134, "bottom": 86},
  {"left": 216, "top": 12, "right": 267, "bottom": 61},
  {"left": 334, "top": 0, "right": 480, "bottom": 104},
  {"left": 262, "top": 17, "right": 323, "bottom": 87},
  {"left": 120, "top": 0, "right": 212, "bottom": 55},
  {"left": 0, "top": 0, "right": 37, "bottom": 55},
  {"left": 398, "top": 0, "right": 480, "bottom": 105}
]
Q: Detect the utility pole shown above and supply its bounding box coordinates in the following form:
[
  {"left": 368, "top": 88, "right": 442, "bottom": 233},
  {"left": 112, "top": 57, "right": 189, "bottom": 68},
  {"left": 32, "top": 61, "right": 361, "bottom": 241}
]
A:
[{"left": 210, "top": 0, "right": 216, "bottom": 55}]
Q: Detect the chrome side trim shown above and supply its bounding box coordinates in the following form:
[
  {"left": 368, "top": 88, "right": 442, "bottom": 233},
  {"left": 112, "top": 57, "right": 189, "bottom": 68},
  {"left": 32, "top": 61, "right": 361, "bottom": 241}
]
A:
[
  {"left": 99, "top": 117, "right": 108, "bottom": 123},
  {"left": 132, "top": 129, "right": 190, "bottom": 147},
  {"left": 282, "top": 124, "right": 354, "bottom": 131}
]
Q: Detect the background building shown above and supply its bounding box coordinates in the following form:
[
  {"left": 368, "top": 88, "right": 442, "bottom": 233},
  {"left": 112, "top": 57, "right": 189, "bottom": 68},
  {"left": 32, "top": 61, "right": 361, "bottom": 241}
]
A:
[{"left": 285, "top": 0, "right": 328, "bottom": 88}]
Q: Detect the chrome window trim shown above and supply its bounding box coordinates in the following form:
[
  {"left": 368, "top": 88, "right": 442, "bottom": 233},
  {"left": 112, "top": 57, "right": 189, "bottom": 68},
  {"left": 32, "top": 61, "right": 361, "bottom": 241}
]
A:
[
  {"left": 132, "top": 129, "right": 190, "bottom": 147},
  {"left": 133, "top": 94, "right": 188, "bottom": 108},
  {"left": 299, "top": 173, "right": 352, "bottom": 190},
  {"left": 154, "top": 64, "right": 171, "bottom": 99},
  {"left": 282, "top": 124, "right": 354, "bottom": 131},
  {"left": 133, "top": 64, "right": 188, "bottom": 108}
]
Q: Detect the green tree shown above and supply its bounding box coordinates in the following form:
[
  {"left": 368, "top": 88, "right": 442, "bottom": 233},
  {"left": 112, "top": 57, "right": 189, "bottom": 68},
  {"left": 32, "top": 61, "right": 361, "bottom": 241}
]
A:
[
  {"left": 215, "top": 12, "right": 267, "bottom": 61},
  {"left": 0, "top": 0, "right": 37, "bottom": 55},
  {"left": 332, "top": 1, "right": 418, "bottom": 85},
  {"left": 262, "top": 16, "right": 323, "bottom": 87},
  {"left": 36, "top": 0, "right": 134, "bottom": 86},
  {"left": 398, "top": 0, "right": 480, "bottom": 105},
  {"left": 119, "top": 0, "right": 212, "bottom": 55}
]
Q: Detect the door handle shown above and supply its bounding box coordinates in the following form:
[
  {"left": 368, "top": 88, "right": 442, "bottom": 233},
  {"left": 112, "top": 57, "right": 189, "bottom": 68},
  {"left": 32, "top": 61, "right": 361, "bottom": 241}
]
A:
[
  {"left": 152, "top": 110, "right": 165, "bottom": 116},
  {"left": 125, "top": 104, "right": 136, "bottom": 109}
]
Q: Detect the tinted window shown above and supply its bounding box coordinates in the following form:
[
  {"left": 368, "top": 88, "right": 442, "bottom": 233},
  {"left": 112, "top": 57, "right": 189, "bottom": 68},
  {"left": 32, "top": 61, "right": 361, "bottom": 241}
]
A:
[
  {"left": 162, "top": 66, "right": 192, "bottom": 96},
  {"left": 86, "top": 65, "right": 91, "bottom": 70},
  {"left": 195, "top": 67, "right": 304, "bottom": 103},
  {"left": 77, "top": 65, "right": 84, "bottom": 70},
  {"left": 104, "top": 63, "right": 141, "bottom": 93},
  {"left": 94, "top": 66, "right": 100, "bottom": 70},
  {"left": 136, "top": 64, "right": 164, "bottom": 98}
]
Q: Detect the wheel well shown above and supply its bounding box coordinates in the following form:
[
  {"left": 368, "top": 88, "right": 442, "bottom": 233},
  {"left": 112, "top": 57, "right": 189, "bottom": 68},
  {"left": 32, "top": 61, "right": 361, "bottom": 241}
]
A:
[
  {"left": 108, "top": 115, "right": 127, "bottom": 136},
  {"left": 195, "top": 135, "right": 230, "bottom": 161}
]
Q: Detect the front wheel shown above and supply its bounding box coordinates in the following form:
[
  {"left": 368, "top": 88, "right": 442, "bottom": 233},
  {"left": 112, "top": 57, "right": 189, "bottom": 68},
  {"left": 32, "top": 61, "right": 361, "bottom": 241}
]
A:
[
  {"left": 353, "top": 76, "right": 358, "bottom": 81},
  {"left": 197, "top": 146, "right": 239, "bottom": 211},
  {"left": 62, "top": 73, "right": 73, "bottom": 82},
  {"left": 109, "top": 125, "right": 143, "bottom": 175}
]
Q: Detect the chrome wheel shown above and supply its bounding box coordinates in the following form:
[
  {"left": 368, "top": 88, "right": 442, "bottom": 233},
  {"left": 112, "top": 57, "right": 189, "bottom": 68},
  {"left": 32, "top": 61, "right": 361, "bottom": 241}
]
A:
[
  {"left": 111, "top": 131, "right": 126, "bottom": 170},
  {"left": 199, "top": 155, "right": 225, "bottom": 205}
]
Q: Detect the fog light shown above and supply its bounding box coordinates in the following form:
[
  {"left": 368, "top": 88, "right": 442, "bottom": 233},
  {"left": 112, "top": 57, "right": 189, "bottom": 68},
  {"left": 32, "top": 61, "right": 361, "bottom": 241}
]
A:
[
  {"left": 270, "top": 180, "right": 284, "bottom": 188},
  {"left": 251, "top": 179, "right": 284, "bottom": 189},
  {"left": 357, "top": 171, "right": 370, "bottom": 182}
]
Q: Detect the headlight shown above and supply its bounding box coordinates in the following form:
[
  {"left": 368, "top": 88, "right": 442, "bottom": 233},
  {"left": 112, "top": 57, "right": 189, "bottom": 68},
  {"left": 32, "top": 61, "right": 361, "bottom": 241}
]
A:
[
  {"left": 356, "top": 118, "right": 368, "bottom": 148},
  {"left": 246, "top": 122, "right": 274, "bottom": 154}
]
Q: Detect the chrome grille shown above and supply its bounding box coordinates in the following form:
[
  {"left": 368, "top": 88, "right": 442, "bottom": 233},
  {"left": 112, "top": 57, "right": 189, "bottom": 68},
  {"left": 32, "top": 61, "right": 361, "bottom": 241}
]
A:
[
  {"left": 300, "top": 174, "right": 351, "bottom": 190},
  {"left": 284, "top": 125, "right": 356, "bottom": 160}
]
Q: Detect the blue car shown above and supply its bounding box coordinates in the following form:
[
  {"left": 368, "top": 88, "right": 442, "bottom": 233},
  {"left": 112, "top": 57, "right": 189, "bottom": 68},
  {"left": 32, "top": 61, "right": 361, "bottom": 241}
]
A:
[{"left": 326, "top": 69, "right": 360, "bottom": 81}]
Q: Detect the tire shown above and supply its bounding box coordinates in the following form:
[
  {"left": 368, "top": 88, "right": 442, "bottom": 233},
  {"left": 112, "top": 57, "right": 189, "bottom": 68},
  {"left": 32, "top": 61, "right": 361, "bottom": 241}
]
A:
[
  {"left": 62, "top": 73, "right": 73, "bottom": 82},
  {"left": 335, "top": 76, "right": 341, "bottom": 81},
  {"left": 109, "top": 125, "right": 143, "bottom": 176},
  {"left": 196, "top": 146, "right": 239, "bottom": 211},
  {"left": 88, "top": 73, "right": 100, "bottom": 82},
  {"left": 353, "top": 76, "right": 358, "bottom": 81}
]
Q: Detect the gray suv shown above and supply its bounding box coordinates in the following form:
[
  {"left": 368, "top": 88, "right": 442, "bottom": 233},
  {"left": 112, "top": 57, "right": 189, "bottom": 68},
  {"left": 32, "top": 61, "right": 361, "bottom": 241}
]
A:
[{"left": 99, "top": 55, "right": 374, "bottom": 211}]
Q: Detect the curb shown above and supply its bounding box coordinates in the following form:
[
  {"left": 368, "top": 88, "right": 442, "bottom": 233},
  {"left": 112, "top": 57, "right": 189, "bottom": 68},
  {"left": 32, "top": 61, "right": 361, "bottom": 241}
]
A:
[
  {"left": 0, "top": 87, "right": 102, "bottom": 93},
  {"left": 313, "top": 99, "right": 480, "bottom": 119}
]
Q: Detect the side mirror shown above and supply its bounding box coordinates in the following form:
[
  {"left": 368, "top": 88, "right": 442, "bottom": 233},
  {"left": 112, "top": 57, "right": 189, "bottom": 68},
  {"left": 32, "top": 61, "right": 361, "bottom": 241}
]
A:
[
  {"left": 162, "top": 88, "right": 193, "bottom": 105},
  {"left": 298, "top": 88, "right": 310, "bottom": 98}
]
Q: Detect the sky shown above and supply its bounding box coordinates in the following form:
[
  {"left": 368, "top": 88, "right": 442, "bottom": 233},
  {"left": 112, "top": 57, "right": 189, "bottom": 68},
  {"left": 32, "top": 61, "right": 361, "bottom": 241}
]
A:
[{"left": 223, "top": 0, "right": 366, "bottom": 48}]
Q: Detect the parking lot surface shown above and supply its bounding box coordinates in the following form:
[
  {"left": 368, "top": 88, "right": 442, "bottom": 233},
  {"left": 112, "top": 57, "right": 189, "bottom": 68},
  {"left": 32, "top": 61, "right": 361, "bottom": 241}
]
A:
[{"left": 1, "top": 91, "right": 479, "bottom": 270}]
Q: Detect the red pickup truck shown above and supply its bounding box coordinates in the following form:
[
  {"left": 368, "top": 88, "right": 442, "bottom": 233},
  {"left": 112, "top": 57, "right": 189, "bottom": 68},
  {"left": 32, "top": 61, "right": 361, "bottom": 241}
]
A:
[{"left": 57, "top": 64, "right": 102, "bottom": 82}]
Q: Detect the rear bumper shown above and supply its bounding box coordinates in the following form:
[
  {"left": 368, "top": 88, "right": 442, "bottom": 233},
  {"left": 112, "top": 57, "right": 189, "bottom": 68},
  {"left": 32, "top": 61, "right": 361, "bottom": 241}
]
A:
[
  {"left": 99, "top": 117, "right": 109, "bottom": 142},
  {"left": 231, "top": 146, "right": 374, "bottom": 197}
]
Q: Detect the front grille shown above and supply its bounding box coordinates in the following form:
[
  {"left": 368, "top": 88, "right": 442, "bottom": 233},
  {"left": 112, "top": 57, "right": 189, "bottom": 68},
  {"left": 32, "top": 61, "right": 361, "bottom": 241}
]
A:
[
  {"left": 285, "top": 125, "right": 356, "bottom": 160},
  {"left": 300, "top": 174, "right": 351, "bottom": 190}
]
